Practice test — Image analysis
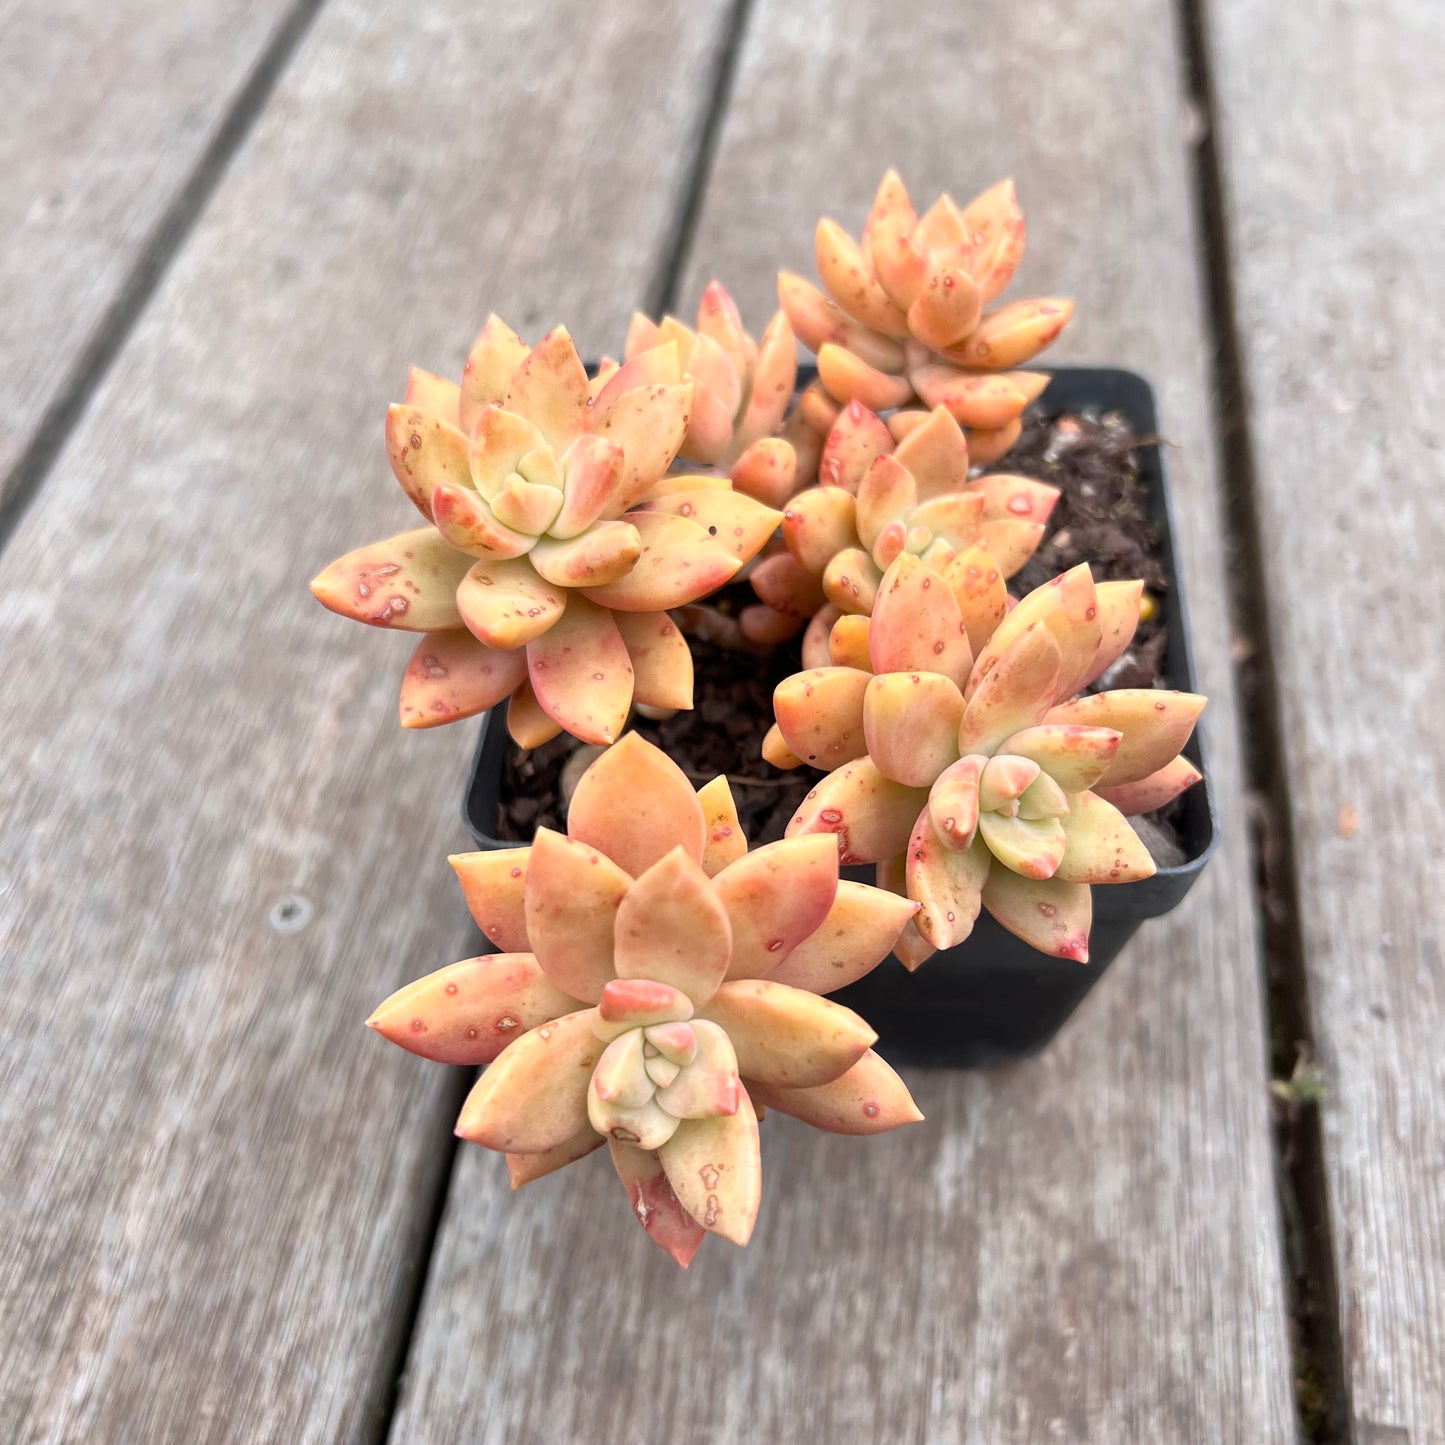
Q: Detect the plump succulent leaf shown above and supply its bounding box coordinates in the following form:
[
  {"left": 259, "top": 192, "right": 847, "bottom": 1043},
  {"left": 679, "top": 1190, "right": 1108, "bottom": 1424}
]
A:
[
  {"left": 763, "top": 883, "right": 919, "bottom": 994},
  {"left": 658, "top": 1092, "right": 762, "bottom": 1247},
  {"left": 450, "top": 849, "right": 530, "bottom": 951},
  {"left": 311, "top": 527, "right": 473, "bottom": 631},
  {"left": 699, "top": 980, "right": 875, "bottom": 1088},
  {"left": 711, "top": 836, "right": 840, "bottom": 980},
  {"left": 787, "top": 759, "right": 928, "bottom": 865},
  {"left": 1044, "top": 690, "right": 1207, "bottom": 787},
  {"left": 523, "top": 828, "right": 631, "bottom": 1002},
  {"left": 980, "top": 862, "right": 1092, "bottom": 961},
  {"left": 614, "top": 848, "right": 733, "bottom": 1006},
  {"left": 609, "top": 1140, "right": 706, "bottom": 1267},
  {"left": 566, "top": 732, "right": 706, "bottom": 878},
  {"left": 455, "top": 1009, "right": 604, "bottom": 1152},
  {"left": 367, "top": 953, "right": 581, "bottom": 1065},
  {"left": 399, "top": 630, "right": 528, "bottom": 729},
  {"left": 748, "top": 1050, "right": 923, "bottom": 1135}
]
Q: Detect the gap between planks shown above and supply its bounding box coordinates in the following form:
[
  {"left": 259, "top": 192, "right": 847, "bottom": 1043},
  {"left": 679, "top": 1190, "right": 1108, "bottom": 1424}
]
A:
[
  {"left": 0, "top": 0, "right": 331, "bottom": 560},
  {"left": 1174, "top": 0, "right": 1351, "bottom": 1438},
  {"left": 646, "top": 0, "right": 757, "bottom": 320}
]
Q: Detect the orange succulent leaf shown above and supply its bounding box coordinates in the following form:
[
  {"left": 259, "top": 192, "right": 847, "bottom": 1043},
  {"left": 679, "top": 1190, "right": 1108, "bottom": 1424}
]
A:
[
  {"left": 522, "top": 827, "right": 630, "bottom": 1003},
  {"left": 566, "top": 732, "right": 706, "bottom": 877},
  {"left": 867, "top": 551, "right": 972, "bottom": 687},
  {"left": 450, "top": 849, "right": 530, "bottom": 951},
  {"left": 657, "top": 1091, "right": 762, "bottom": 1247},
  {"left": 1095, "top": 756, "right": 1203, "bottom": 816},
  {"left": 367, "top": 953, "right": 581, "bottom": 1066},
  {"left": 697, "top": 776, "right": 747, "bottom": 877},
  {"left": 787, "top": 758, "right": 929, "bottom": 866},
  {"left": 581, "top": 510, "right": 741, "bottom": 611},
  {"left": 609, "top": 1140, "right": 706, "bottom": 1268},
  {"left": 762, "top": 883, "right": 918, "bottom": 995},
  {"left": 772, "top": 666, "right": 871, "bottom": 771},
  {"left": 614, "top": 848, "right": 733, "bottom": 1006},
  {"left": 399, "top": 630, "right": 527, "bottom": 730},
  {"left": 1054, "top": 791, "right": 1157, "bottom": 885},
  {"left": 613, "top": 609, "right": 693, "bottom": 711},
  {"left": 906, "top": 810, "right": 991, "bottom": 950},
  {"left": 699, "top": 980, "right": 875, "bottom": 1089},
  {"left": 507, "top": 1126, "right": 604, "bottom": 1190},
  {"left": 747, "top": 1050, "right": 923, "bottom": 1135},
  {"left": 310, "top": 527, "right": 472, "bottom": 632},
  {"left": 712, "top": 835, "right": 840, "bottom": 980},
  {"left": 455, "top": 1009, "right": 604, "bottom": 1153},
  {"left": 980, "top": 861, "right": 1092, "bottom": 962},
  {"left": 525, "top": 594, "right": 634, "bottom": 746},
  {"left": 1044, "top": 690, "right": 1207, "bottom": 788}
]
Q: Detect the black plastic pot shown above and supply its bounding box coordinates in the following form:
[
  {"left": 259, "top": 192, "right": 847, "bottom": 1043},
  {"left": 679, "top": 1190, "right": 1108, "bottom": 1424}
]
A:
[{"left": 460, "top": 366, "right": 1217, "bottom": 1069}]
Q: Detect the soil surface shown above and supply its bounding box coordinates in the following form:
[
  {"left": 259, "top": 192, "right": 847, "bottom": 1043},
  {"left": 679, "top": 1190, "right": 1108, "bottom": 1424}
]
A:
[{"left": 496, "top": 408, "right": 1186, "bottom": 856}]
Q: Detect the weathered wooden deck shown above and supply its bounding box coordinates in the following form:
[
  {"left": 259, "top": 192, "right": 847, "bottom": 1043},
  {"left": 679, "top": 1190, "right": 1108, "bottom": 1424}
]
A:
[{"left": 2, "top": 2, "right": 1439, "bottom": 1441}]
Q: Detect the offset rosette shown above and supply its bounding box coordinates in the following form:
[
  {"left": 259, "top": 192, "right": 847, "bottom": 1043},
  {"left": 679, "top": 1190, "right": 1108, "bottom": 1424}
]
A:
[
  {"left": 770, "top": 555, "right": 1206, "bottom": 967},
  {"left": 623, "top": 281, "right": 801, "bottom": 506},
  {"left": 311, "top": 321, "right": 780, "bottom": 746},
  {"left": 742, "top": 401, "right": 1057, "bottom": 645},
  {"left": 367, "top": 734, "right": 922, "bottom": 1268},
  {"left": 781, "top": 170, "right": 1074, "bottom": 474}
]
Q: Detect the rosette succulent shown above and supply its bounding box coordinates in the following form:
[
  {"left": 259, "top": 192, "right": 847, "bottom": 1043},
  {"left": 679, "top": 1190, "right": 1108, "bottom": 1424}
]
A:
[
  {"left": 743, "top": 401, "right": 1057, "bottom": 644},
  {"left": 781, "top": 170, "right": 1074, "bottom": 471},
  {"left": 311, "top": 321, "right": 780, "bottom": 746},
  {"left": 624, "top": 281, "right": 800, "bottom": 505},
  {"left": 770, "top": 555, "right": 1206, "bottom": 965},
  {"left": 367, "top": 734, "right": 922, "bottom": 1267}
]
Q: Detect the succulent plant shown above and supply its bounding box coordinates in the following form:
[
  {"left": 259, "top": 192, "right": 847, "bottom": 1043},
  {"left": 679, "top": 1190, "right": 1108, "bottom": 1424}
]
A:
[
  {"left": 311, "top": 321, "right": 781, "bottom": 746},
  {"left": 743, "top": 401, "right": 1058, "bottom": 645},
  {"left": 624, "top": 282, "right": 800, "bottom": 506},
  {"left": 367, "top": 733, "right": 922, "bottom": 1267},
  {"left": 770, "top": 555, "right": 1205, "bottom": 965},
  {"left": 780, "top": 170, "right": 1074, "bottom": 473}
]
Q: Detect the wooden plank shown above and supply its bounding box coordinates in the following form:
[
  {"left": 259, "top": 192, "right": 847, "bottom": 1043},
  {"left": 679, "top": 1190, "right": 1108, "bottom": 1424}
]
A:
[
  {"left": 1204, "top": 2, "right": 1445, "bottom": 1437},
  {"left": 0, "top": 3, "right": 734, "bottom": 1441},
  {"left": 0, "top": 0, "right": 307, "bottom": 510},
  {"left": 391, "top": 1, "right": 1296, "bottom": 1440}
]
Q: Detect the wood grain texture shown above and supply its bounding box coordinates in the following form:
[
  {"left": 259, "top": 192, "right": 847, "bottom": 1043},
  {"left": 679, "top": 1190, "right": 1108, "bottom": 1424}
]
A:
[
  {"left": 0, "top": 0, "right": 306, "bottom": 507},
  {"left": 0, "top": 3, "right": 733, "bottom": 1441},
  {"left": 391, "top": 2, "right": 1296, "bottom": 1441},
  {"left": 1205, "top": 1, "right": 1445, "bottom": 1437}
]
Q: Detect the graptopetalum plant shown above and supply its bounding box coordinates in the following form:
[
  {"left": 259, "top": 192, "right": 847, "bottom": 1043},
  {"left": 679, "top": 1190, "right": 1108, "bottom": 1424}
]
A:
[
  {"left": 310, "top": 322, "right": 781, "bottom": 746},
  {"left": 770, "top": 555, "right": 1206, "bottom": 966},
  {"left": 741, "top": 399, "right": 1060, "bottom": 645},
  {"left": 325, "top": 166, "right": 1212, "bottom": 1263},
  {"left": 368, "top": 734, "right": 922, "bottom": 1267},
  {"left": 780, "top": 170, "right": 1075, "bottom": 470},
  {"left": 622, "top": 281, "right": 802, "bottom": 506}
]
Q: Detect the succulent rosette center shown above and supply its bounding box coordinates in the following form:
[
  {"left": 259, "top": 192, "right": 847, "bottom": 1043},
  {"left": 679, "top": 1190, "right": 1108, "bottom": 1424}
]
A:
[
  {"left": 588, "top": 980, "right": 742, "bottom": 1151},
  {"left": 745, "top": 400, "right": 1058, "bottom": 649}
]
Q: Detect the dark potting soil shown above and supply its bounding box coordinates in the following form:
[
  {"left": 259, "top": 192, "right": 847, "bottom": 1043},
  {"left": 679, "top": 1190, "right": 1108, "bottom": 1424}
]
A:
[{"left": 495, "top": 408, "right": 1183, "bottom": 852}]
